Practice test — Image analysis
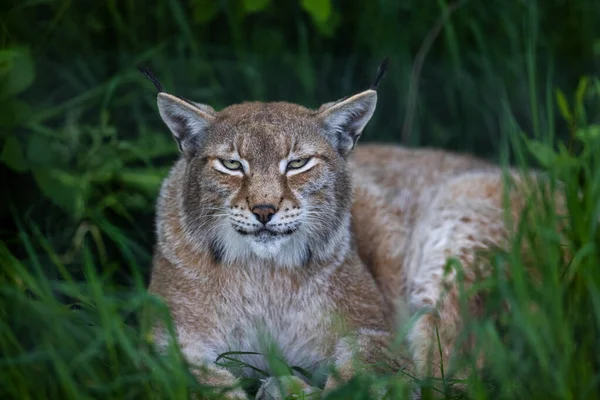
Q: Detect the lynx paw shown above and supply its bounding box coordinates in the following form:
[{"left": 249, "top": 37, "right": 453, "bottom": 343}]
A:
[{"left": 255, "top": 376, "right": 321, "bottom": 400}]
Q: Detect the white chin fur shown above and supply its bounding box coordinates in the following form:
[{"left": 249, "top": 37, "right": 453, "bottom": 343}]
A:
[
  {"left": 249, "top": 236, "right": 288, "bottom": 258},
  {"left": 212, "top": 223, "right": 309, "bottom": 268}
]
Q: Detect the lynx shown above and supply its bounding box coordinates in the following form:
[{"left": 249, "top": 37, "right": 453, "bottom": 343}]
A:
[{"left": 144, "top": 63, "right": 541, "bottom": 399}]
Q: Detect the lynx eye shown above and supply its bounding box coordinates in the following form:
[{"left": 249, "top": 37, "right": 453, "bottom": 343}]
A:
[
  {"left": 287, "top": 158, "right": 310, "bottom": 170},
  {"left": 220, "top": 159, "right": 243, "bottom": 171}
]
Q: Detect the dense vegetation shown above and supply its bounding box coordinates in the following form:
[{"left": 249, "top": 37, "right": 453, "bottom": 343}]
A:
[{"left": 1, "top": 0, "right": 599, "bottom": 399}]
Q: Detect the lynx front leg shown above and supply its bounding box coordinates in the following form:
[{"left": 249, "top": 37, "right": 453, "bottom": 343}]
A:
[
  {"left": 190, "top": 364, "right": 248, "bottom": 400},
  {"left": 155, "top": 332, "right": 248, "bottom": 399}
]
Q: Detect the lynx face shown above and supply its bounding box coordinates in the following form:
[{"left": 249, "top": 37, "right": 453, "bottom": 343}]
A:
[{"left": 157, "top": 91, "right": 377, "bottom": 267}]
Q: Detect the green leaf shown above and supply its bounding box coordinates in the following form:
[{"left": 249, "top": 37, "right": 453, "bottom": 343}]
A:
[
  {"left": 574, "top": 76, "right": 589, "bottom": 121},
  {"left": 33, "top": 169, "right": 89, "bottom": 219},
  {"left": 555, "top": 88, "right": 572, "bottom": 123},
  {"left": 243, "top": 0, "right": 271, "bottom": 13},
  {"left": 0, "top": 49, "right": 35, "bottom": 99},
  {"left": 26, "top": 134, "right": 58, "bottom": 166},
  {"left": 310, "top": 8, "right": 340, "bottom": 37},
  {"left": 0, "top": 136, "right": 28, "bottom": 172},
  {"left": 0, "top": 99, "right": 31, "bottom": 127},
  {"left": 575, "top": 124, "right": 600, "bottom": 143},
  {"left": 117, "top": 169, "right": 166, "bottom": 195},
  {"left": 563, "top": 243, "right": 596, "bottom": 282},
  {"left": 300, "top": 0, "right": 332, "bottom": 23},
  {"left": 191, "top": 0, "right": 220, "bottom": 24},
  {"left": 525, "top": 139, "right": 557, "bottom": 168},
  {"left": 117, "top": 133, "right": 178, "bottom": 163},
  {"left": 594, "top": 40, "right": 600, "bottom": 56},
  {"left": 555, "top": 142, "right": 579, "bottom": 170},
  {"left": 575, "top": 76, "right": 589, "bottom": 107}
]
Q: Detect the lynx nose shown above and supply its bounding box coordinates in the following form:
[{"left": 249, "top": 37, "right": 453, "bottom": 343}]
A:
[{"left": 251, "top": 204, "right": 277, "bottom": 224}]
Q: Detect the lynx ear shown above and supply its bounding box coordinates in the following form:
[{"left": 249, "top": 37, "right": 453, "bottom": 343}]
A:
[
  {"left": 317, "top": 90, "right": 377, "bottom": 156},
  {"left": 157, "top": 93, "right": 216, "bottom": 156}
]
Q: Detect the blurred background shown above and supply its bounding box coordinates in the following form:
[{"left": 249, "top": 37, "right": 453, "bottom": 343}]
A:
[{"left": 2, "top": 0, "right": 599, "bottom": 280}]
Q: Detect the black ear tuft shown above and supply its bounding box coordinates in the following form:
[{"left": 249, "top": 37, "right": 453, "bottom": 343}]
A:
[
  {"left": 370, "top": 57, "right": 390, "bottom": 91},
  {"left": 138, "top": 65, "right": 165, "bottom": 93}
]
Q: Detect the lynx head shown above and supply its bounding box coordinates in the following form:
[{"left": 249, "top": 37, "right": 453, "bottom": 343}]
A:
[{"left": 152, "top": 74, "right": 380, "bottom": 268}]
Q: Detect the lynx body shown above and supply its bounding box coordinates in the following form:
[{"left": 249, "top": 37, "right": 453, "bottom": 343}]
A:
[{"left": 147, "top": 77, "right": 531, "bottom": 398}]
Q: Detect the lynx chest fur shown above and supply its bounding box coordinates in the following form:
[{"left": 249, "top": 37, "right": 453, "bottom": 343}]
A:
[{"left": 151, "top": 246, "right": 349, "bottom": 376}]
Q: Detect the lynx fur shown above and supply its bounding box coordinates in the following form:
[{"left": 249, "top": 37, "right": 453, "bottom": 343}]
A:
[{"left": 146, "top": 67, "right": 539, "bottom": 399}]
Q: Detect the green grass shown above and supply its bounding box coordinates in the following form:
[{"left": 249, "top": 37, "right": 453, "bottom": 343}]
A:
[
  {"left": 1, "top": 0, "right": 600, "bottom": 398},
  {"left": 2, "top": 120, "right": 599, "bottom": 399}
]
